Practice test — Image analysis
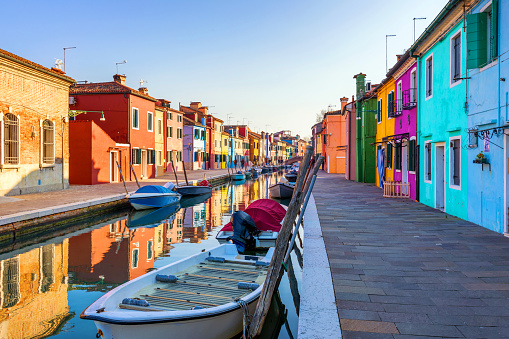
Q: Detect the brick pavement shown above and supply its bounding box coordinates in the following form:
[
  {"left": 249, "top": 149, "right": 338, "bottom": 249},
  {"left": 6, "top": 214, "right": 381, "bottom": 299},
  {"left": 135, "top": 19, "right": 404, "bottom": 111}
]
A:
[
  {"left": 313, "top": 172, "right": 509, "bottom": 338},
  {"left": 0, "top": 168, "right": 231, "bottom": 218}
]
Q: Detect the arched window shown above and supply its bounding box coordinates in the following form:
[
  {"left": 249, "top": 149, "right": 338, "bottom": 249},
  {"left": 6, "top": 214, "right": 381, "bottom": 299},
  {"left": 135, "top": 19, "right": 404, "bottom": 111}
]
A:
[
  {"left": 4, "top": 113, "right": 19, "bottom": 164},
  {"left": 42, "top": 120, "right": 54, "bottom": 164}
]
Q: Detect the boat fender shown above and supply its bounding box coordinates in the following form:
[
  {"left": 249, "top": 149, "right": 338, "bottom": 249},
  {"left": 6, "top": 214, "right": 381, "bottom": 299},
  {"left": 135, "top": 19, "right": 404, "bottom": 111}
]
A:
[
  {"left": 156, "top": 274, "right": 178, "bottom": 283},
  {"left": 255, "top": 261, "right": 270, "bottom": 267},
  {"left": 238, "top": 282, "right": 260, "bottom": 290},
  {"left": 121, "top": 298, "right": 150, "bottom": 307},
  {"left": 192, "top": 306, "right": 204, "bottom": 310},
  {"left": 206, "top": 256, "right": 226, "bottom": 263},
  {"left": 244, "top": 255, "right": 259, "bottom": 261}
]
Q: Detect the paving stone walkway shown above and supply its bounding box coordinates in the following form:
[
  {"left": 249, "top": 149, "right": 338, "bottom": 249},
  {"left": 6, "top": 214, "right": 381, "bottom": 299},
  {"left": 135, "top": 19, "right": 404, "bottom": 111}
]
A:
[{"left": 313, "top": 172, "right": 509, "bottom": 339}]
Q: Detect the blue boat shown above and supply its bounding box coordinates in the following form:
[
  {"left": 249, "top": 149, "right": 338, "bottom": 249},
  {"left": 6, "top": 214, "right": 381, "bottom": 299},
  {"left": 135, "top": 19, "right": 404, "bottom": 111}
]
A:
[
  {"left": 231, "top": 172, "right": 246, "bottom": 181},
  {"left": 127, "top": 203, "right": 181, "bottom": 228},
  {"left": 128, "top": 185, "right": 181, "bottom": 210}
]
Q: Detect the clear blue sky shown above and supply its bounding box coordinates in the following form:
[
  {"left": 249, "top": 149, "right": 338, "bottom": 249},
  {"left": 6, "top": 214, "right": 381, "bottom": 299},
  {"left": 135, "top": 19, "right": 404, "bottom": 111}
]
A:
[{"left": 2, "top": 0, "right": 447, "bottom": 138}]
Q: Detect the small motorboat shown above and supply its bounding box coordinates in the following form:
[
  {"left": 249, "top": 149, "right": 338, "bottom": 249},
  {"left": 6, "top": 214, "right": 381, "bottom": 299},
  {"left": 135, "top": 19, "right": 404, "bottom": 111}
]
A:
[
  {"left": 261, "top": 167, "right": 270, "bottom": 174},
  {"left": 269, "top": 181, "right": 295, "bottom": 199},
  {"left": 177, "top": 179, "right": 212, "bottom": 196},
  {"left": 285, "top": 170, "right": 298, "bottom": 182},
  {"left": 216, "top": 199, "right": 286, "bottom": 251},
  {"left": 180, "top": 192, "right": 212, "bottom": 208},
  {"left": 128, "top": 185, "right": 181, "bottom": 210},
  {"left": 127, "top": 203, "right": 181, "bottom": 229},
  {"left": 81, "top": 244, "right": 274, "bottom": 339},
  {"left": 231, "top": 171, "right": 246, "bottom": 181}
]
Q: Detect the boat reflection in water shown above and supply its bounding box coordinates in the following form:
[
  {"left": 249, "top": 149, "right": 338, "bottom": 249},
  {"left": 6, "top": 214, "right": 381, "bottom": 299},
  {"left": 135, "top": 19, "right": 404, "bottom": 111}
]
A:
[{"left": 0, "top": 173, "right": 300, "bottom": 339}]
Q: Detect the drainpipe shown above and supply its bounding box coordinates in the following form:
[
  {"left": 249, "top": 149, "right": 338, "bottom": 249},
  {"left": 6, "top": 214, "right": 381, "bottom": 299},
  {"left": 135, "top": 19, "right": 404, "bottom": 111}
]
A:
[{"left": 62, "top": 118, "right": 65, "bottom": 189}]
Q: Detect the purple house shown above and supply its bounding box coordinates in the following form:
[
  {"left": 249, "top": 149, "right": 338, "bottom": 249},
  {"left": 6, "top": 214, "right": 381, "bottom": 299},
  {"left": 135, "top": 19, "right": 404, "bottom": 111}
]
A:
[{"left": 387, "top": 51, "right": 418, "bottom": 200}]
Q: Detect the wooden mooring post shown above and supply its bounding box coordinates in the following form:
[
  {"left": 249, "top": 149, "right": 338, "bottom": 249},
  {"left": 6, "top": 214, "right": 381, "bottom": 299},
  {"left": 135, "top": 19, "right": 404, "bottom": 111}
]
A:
[{"left": 248, "top": 146, "right": 316, "bottom": 338}]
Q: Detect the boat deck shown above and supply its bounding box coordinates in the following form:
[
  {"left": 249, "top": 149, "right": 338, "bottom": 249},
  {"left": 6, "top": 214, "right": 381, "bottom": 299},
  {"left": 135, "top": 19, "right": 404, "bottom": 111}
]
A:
[{"left": 123, "top": 261, "right": 268, "bottom": 312}]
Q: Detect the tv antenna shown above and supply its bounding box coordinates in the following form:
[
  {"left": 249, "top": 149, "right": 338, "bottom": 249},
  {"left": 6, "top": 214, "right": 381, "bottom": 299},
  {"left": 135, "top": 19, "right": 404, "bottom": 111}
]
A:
[
  {"left": 116, "top": 60, "right": 127, "bottom": 74},
  {"left": 139, "top": 79, "right": 148, "bottom": 87}
]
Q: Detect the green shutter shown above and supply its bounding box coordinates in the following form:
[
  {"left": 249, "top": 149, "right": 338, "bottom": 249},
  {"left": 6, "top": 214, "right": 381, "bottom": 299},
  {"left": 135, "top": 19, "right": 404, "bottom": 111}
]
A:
[
  {"left": 467, "top": 12, "right": 488, "bottom": 69},
  {"left": 137, "top": 150, "right": 141, "bottom": 164},
  {"left": 491, "top": 0, "right": 498, "bottom": 60}
]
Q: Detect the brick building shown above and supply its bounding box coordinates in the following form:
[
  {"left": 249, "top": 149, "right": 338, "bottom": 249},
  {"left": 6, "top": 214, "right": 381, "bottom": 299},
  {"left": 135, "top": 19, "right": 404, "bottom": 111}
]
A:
[{"left": 0, "top": 48, "right": 75, "bottom": 196}]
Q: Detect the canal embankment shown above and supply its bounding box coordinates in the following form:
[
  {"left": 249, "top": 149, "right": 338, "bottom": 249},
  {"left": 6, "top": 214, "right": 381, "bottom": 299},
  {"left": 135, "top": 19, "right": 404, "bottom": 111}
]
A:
[{"left": 0, "top": 169, "right": 232, "bottom": 244}]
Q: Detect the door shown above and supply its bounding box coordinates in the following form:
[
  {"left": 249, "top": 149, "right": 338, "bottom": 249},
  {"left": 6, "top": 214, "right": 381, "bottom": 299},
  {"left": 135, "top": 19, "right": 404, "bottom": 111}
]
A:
[
  {"left": 110, "top": 151, "right": 118, "bottom": 182},
  {"left": 402, "top": 143, "right": 408, "bottom": 183},
  {"left": 141, "top": 150, "right": 147, "bottom": 178},
  {"left": 435, "top": 145, "right": 445, "bottom": 211}
]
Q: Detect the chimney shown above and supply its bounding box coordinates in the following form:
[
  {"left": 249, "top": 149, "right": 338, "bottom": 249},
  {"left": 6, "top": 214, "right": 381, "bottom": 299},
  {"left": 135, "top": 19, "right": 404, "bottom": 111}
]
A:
[
  {"left": 138, "top": 87, "right": 149, "bottom": 95},
  {"left": 340, "top": 97, "right": 349, "bottom": 110},
  {"left": 113, "top": 74, "right": 126, "bottom": 85}
]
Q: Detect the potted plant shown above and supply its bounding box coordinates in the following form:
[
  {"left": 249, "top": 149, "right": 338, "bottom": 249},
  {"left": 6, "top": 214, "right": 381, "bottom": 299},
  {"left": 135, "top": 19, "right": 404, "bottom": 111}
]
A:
[{"left": 474, "top": 152, "right": 488, "bottom": 164}]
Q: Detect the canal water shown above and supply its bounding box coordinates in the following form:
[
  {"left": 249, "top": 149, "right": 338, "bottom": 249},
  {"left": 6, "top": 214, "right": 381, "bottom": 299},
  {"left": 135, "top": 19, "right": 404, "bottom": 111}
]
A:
[{"left": 0, "top": 171, "right": 303, "bottom": 339}]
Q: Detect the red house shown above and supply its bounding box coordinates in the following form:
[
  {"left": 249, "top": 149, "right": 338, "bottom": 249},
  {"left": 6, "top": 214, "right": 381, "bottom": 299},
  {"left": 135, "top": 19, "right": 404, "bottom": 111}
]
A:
[{"left": 69, "top": 74, "right": 157, "bottom": 184}]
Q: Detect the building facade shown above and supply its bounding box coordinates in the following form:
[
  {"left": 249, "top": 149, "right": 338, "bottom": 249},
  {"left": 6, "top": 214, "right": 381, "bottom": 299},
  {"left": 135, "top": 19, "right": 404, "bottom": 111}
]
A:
[{"left": 375, "top": 77, "right": 396, "bottom": 187}]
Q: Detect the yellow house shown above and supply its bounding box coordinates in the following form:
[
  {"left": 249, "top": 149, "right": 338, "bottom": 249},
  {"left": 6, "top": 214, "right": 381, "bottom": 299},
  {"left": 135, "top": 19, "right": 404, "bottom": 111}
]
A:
[
  {"left": 154, "top": 106, "right": 165, "bottom": 176},
  {"left": 249, "top": 131, "right": 261, "bottom": 165},
  {"left": 221, "top": 132, "right": 230, "bottom": 168},
  {"left": 375, "top": 77, "right": 396, "bottom": 188}
]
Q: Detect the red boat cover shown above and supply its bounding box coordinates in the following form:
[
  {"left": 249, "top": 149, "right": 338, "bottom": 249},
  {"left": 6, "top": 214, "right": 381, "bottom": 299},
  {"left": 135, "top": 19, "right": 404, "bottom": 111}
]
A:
[
  {"left": 220, "top": 199, "right": 286, "bottom": 232},
  {"left": 198, "top": 180, "right": 210, "bottom": 186}
]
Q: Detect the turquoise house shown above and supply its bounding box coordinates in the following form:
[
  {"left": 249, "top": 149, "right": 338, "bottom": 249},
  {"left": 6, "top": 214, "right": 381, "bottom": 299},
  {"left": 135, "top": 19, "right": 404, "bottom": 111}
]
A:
[
  {"left": 467, "top": 0, "right": 507, "bottom": 233},
  {"left": 412, "top": 0, "right": 474, "bottom": 220}
]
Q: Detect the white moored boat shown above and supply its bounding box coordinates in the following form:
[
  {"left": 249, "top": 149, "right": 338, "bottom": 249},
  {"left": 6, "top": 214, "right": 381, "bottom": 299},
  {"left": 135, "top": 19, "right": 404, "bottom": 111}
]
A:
[{"left": 81, "top": 244, "right": 274, "bottom": 339}]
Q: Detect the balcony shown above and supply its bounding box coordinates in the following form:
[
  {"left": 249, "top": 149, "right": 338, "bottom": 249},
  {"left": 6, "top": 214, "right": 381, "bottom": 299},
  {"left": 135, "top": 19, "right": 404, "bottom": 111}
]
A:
[
  {"left": 402, "top": 88, "right": 417, "bottom": 110},
  {"left": 387, "top": 100, "right": 397, "bottom": 118}
]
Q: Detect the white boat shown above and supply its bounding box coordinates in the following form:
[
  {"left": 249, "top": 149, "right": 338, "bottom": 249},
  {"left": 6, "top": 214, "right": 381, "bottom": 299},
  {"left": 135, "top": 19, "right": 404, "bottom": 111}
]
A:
[
  {"left": 81, "top": 244, "right": 274, "bottom": 339},
  {"left": 128, "top": 185, "right": 181, "bottom": 210},
  {"left": 269, "top": 182, "right": 295, "bottom": 199}
]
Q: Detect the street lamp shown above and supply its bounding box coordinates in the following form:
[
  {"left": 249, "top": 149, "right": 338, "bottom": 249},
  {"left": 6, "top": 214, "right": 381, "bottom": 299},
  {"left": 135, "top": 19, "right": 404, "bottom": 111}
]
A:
[
  {"left": 63, "top": 47, "right": 76, "bottom": 73},
  {"left": 68, "top": 110, "right": 106, "bottom": 121},
  {"left": 386, "top": 34, "right": 396, "bottom": 73},
  {"left": 413, "top": 18, "right": 427, "bottom": 43}
]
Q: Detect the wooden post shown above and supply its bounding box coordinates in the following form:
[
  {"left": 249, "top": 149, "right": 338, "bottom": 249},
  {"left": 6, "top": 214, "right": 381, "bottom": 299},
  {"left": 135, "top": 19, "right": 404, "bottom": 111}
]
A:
[
  {"left": 116, "top": 161, "right": 129, "bottom": 195},
  {"left": 170, "top": 159, "right": 179, "bottom": 186},
  {"left": 182, "top": 161, "right": 189, "bottom": 186},
  {"left": 248, "top": 146, "right": 313, "bottom": 338},
  {"left": 129, "top": 162, "right": 140, "bottom": 189}
]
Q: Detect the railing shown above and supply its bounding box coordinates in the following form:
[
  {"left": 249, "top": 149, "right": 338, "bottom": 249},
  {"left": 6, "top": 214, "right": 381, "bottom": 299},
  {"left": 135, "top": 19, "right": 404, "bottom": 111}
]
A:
[
  {"left": 402, "top": 88, "right": 417, "bottom": 110},
  {"left": 383, "top": 180, "right": 410, "bottom": 198},
  {"left": 394, "top": 99, "right": 403, "bottom": 117}
]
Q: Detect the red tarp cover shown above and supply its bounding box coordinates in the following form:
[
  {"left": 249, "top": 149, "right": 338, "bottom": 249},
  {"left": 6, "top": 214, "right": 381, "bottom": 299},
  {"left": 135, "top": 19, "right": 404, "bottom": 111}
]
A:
[{"left": 220, "top": 199, "right": 286, "bottom": 232}]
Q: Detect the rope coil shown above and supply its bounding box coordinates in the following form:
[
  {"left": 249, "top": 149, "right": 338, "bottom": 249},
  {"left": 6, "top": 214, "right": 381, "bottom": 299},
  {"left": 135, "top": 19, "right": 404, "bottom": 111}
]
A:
[{"left": 235, "top": 298, "right": 252, "bottom": 339}]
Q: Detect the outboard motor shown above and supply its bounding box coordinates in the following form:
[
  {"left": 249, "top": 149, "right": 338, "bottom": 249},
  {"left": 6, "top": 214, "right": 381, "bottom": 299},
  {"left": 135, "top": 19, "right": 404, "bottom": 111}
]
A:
[{"left": 228, "top": 211, "right": 260, "bottom": 253}]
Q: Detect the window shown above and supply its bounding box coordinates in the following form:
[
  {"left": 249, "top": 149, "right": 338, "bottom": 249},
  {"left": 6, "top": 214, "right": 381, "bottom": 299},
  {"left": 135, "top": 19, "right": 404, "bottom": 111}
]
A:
[
  {"left": 201, "top": 131, "right": 205, "bottom": 140},
  {"left": 178, "top": 115, "right": 182, "bottom": 122},
  {"left": 132, "top": 108, "right": 139, "bottom": 129},
  {"left": 167, "top": 151, "right": 173, "bottom": 162},
  {"left": 169, "top": 126, "right": 173, "bottom": 138},
  {"left": 147, "top": 241, "right": 153, "bottom": 260},
  {"left": 394, "top": 142, "right": 401, "bottom": 170},
  {"left": 194, "top": 152, "right": 199, "bottom": 162},
  {"left": 451, "top": 31, "right": 462, "bottom": 84},
  {"left": 169, "top": 112, "right": 173, "bottom": 120},
  {"left": 396, "top": 82, "right": 402, "bottom": 113},
  {"left": 387, "top": 91, "right": 395, "bottom": 118},
  {"left": 42, "top": 119, "right": 54, "bottom": 164},
  {"left": 361, "top": 107, "right": 365, "bottom": 127},
  {"left": 425, "top": 141, "right": 432, "bottom": 181},
  {"left": 158, "top": 150, "right": 162, "bottom": 166},
  {"left": 4, "top": 113, "right": 19, "bottom": 164},
  {"left": 377, "top": 99, "right": 382, "bottom": 123},
  {"left": 450, "top": 137, "right": 461, "bottom": 187},
  {"left": 157, "top": 119, "right": 162, "bottom": 134},
  {"left": 132, "top": 148, "right": 141, "bottom": 164},
  {"left": 195, "top": 130, "right": 199, "bottom": 139},
  {"left": 466, "top": 2, "right": 498, "bottom": 68},
  {"left": 147, "top": 112, "right": 153, "bottom": 132},
  {"left": 425, "top": 55, "right": 433, "bottom": 98},
  {"left": 410, "top": 70, "right": 417, "bottom": 103},
  {"left": 148, "top": 150, "right": 156, "bottom": 165},
  {"left": 132, "top": 249, "right": 139, "bottom": 268},
  {"left": 408, "top": 139, "right": 416, "bottom": 172}
]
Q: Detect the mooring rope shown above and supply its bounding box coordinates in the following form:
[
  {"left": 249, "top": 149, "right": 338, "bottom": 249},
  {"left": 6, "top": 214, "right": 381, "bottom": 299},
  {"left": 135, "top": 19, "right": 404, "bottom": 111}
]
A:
[{"left": 235, "top": 298, "right": 252, "bottom": 339}]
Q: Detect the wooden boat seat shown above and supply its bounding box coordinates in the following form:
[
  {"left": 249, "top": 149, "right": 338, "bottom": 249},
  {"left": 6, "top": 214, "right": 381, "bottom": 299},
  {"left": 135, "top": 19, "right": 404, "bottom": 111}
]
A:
[{"left": 125, "top": 261, "right": 268, "bottom": 312}]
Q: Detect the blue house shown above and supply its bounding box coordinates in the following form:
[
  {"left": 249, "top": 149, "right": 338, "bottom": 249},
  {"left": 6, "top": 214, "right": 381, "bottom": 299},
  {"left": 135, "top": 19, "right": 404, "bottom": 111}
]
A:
[
  {"left": 466, "top": 0, "right": 507, "bottom": 233},
  {"left": 183, "top": 117, "right": 206, "bottom": 170},
  {"left": 412, "top": 0, "right": 472, "bottom": 220}
]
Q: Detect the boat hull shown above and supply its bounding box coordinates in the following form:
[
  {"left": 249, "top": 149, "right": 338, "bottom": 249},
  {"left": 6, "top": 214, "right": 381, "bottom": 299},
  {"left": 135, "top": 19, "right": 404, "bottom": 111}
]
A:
[
  {"left": 93, "top": 299, "right": 257, "bottom": 339},
  {"left": 216, "top": 231, "right": 278, "bottom": 249},
  {"left": 231, "top": 173, "right": 245, "bottom": 181},
  {"left": 177, "top": 185, "right": 212, "bottom": 196},
  {"left": 269, "top": 183, "right": 294, "bottom": 199},
  {"left": 285, "top": 173, "right": 297, "bottom": 182},
  {"left": 128, "top": 194, "right": 181, "bottom": 210}
]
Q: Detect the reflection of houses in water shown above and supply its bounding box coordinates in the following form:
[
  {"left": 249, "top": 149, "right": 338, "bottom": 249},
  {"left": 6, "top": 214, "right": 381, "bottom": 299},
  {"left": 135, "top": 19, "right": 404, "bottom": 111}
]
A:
[
  {"left": 68, "top": 220, "right": 157, "bottom": 284},
  {"left": 164, "top": 210, "right": 184, "bottom": 251},
  {"left": 0, "top": 241, "right": 70, "bottom": 339},
  {"left": 182, "top": 202, "right": 208, "bottom": 243},
  {"left": 208, "top": 189, "right": 223, "bottom": 230}
]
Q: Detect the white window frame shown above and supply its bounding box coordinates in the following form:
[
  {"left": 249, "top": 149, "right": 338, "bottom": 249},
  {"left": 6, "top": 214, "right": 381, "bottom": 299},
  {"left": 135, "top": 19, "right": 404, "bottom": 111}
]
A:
[
  {"left": 147, "top": 111, "right": 153, "bottom": 132},
  {"left": 40, "top": 118, "right": 55, "bottom": 166},
  {"left": 450, "top": 28, "right": 462, "bottom": 87},
  {"left": 377, "top": 98, "right": 382, "bottom": 124},
  {"left": 409, "top": 136, "right": 417, "bottom": 174},
  {"left": 132, "top": 248, "right": 139, "bottom": 268},
  {"left": 410, "top": 69, "right": 417, "bottom": 102},
  {"left": 396, "top": 81, "right": 402, "bottom": 112},
  {"left": 449, "top": 136, "right": 461, "bottom": 190},
  {"left": 425, "top": 54, "right": 433, "bottom": 100},
  {"left": 361, "top": 107, "right": 365, "bottom": 127},
  {"left": 1, "top": 113, "right": 21, "bottom": 167},
  {"left": 132, "top": 107, "right": 139, "bottom": 130},
  {"left": 157, "top": 119, "right": 162, "bottom": 135},
  {"left": 424, "top": 140, "right": 432, "bottom": 183},
  {"left": 387, "top": 90, "right": 395, "bottom": 120}
]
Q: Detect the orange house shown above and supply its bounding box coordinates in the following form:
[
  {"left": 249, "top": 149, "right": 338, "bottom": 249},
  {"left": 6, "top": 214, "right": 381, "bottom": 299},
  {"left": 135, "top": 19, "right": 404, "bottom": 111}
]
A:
[{"left": 323, "top": 97, "right": 349, "bottom": 174}]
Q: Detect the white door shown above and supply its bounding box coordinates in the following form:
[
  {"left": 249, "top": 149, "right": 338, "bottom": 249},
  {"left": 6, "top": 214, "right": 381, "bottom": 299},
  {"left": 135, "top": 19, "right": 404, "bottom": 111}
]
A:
[
  {"left": 110, "top": 151, "right": 118, "bottom": 182},
  {"left": 402, "top": 143, "right": 408, "bottom": 183},
  {"left": 141, "top": 150, "right": 147, "bottom": 178},
  {"left": 435, "top": 145, "right": 445, "bottom": 211}
]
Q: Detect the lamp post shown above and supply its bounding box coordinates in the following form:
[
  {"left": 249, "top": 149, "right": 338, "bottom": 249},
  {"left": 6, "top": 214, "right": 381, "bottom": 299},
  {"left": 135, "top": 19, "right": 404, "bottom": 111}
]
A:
[
  {"left": 386, "top": 35, "right": 396, "bottom": 73},
  {"left": 413, "top": 18, "right": 426, "bottom": 43},
  {"left": 68, "top": 110, "right": 106, "bottom": 121},
  {"left": 63, "top": 47, "right": 76, "bottom": 73}
]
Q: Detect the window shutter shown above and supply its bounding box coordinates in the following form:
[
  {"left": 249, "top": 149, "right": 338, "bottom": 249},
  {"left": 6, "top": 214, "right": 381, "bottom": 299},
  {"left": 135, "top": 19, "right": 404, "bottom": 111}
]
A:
[
  {"left": 137, "top": 150, "right": 141, "bottom": 164},
  {"left": 491, "top": 0, "right": 498, "bottom": 60},
  {"left": 466, "top": 13, "right": 488, "bottom": 69}
]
